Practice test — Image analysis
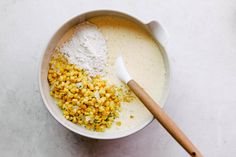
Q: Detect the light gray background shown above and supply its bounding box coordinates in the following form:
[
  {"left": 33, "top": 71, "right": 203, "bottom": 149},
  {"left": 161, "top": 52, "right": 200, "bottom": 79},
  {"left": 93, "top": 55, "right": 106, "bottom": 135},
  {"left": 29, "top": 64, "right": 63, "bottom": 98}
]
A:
[{"left": 0, "top": 0, "right": 235, "bottom": 157}]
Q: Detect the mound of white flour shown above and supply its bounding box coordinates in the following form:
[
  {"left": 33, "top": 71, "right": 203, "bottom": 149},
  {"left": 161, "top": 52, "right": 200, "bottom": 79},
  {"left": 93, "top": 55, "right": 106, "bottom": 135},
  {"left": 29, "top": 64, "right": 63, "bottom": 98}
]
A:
[{"left": 60, "top": 21, "right": 107, "bottom": 77}]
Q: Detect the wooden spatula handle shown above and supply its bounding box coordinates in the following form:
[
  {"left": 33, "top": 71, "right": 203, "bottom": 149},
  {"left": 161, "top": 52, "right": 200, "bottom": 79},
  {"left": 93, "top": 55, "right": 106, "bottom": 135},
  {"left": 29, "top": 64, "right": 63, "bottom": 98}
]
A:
[{"left": 127, "top": 80, "right": 203, "bottom": 157}]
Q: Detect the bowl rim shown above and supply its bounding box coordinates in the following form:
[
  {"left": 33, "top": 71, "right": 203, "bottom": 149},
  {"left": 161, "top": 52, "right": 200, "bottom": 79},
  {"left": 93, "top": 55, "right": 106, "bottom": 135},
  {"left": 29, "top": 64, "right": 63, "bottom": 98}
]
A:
[{"left": 38, "top": 9, "right": 171, "bottom": 140}]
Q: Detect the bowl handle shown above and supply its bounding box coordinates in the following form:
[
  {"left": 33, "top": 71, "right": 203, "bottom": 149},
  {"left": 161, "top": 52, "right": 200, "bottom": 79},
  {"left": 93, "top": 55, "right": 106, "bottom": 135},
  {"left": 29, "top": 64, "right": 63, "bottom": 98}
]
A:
[{"left": 146, "top": 21, "right": 169, "bottom": 47}]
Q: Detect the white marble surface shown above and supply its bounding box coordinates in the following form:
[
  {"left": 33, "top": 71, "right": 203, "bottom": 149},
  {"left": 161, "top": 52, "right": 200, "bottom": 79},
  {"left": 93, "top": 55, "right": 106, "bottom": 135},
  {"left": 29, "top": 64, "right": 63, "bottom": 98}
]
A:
[{"left": 0, "top": 0, "right": 236, "bottom": 156}]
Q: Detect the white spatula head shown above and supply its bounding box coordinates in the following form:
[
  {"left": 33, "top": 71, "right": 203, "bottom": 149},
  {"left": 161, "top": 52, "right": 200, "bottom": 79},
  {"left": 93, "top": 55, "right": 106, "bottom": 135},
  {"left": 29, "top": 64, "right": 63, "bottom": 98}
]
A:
[{"left": 115, "top": 56, "right": 132, "bottom": 84}]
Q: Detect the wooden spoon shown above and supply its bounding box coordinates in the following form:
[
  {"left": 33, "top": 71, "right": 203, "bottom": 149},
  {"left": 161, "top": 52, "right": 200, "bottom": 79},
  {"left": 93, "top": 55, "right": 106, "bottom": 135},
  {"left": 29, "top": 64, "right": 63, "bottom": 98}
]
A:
[{"left": 115, "top": 57, "right": 203, "bottom": 157}]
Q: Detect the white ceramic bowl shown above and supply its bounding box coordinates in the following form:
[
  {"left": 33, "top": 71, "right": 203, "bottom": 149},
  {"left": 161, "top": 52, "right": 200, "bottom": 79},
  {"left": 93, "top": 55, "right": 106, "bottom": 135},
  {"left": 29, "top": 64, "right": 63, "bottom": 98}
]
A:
[{"left": 39, "top": 10, "right": 170, "bottom": 139}]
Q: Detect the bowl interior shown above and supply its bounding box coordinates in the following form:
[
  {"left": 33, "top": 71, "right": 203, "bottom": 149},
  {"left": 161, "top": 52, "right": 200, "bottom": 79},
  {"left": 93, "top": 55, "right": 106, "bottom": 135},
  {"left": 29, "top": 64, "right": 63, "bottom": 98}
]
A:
[{"left": 39, "top": 10, "right": 170, "bottom": 139}]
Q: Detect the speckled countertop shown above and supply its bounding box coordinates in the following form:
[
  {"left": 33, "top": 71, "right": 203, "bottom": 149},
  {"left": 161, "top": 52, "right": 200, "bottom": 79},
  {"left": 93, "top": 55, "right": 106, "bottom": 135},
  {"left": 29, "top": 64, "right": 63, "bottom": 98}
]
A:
[{"left": 1, "top": 0, "right": 236, "bottom": 156}]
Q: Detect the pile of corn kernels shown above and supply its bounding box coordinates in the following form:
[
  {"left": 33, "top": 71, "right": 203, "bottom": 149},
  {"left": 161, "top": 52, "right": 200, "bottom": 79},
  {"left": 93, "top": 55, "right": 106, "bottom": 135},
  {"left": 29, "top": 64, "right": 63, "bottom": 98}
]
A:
[{"left": 48, "top": 51, "right": 133, "bottom": 132}]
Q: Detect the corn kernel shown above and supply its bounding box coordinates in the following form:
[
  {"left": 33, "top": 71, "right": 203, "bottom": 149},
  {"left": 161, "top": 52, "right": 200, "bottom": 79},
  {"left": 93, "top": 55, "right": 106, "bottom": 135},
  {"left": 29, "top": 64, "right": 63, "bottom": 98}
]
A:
[{"left": 116, "top": 121, "right": 121, "bottom": 126}]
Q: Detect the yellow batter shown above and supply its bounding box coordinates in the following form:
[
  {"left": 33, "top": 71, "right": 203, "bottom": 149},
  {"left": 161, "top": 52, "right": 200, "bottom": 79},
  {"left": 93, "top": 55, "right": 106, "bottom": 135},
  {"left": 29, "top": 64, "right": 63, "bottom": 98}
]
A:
[{"left": 89, "top": 16, "right": 166, "bottom": 132}]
